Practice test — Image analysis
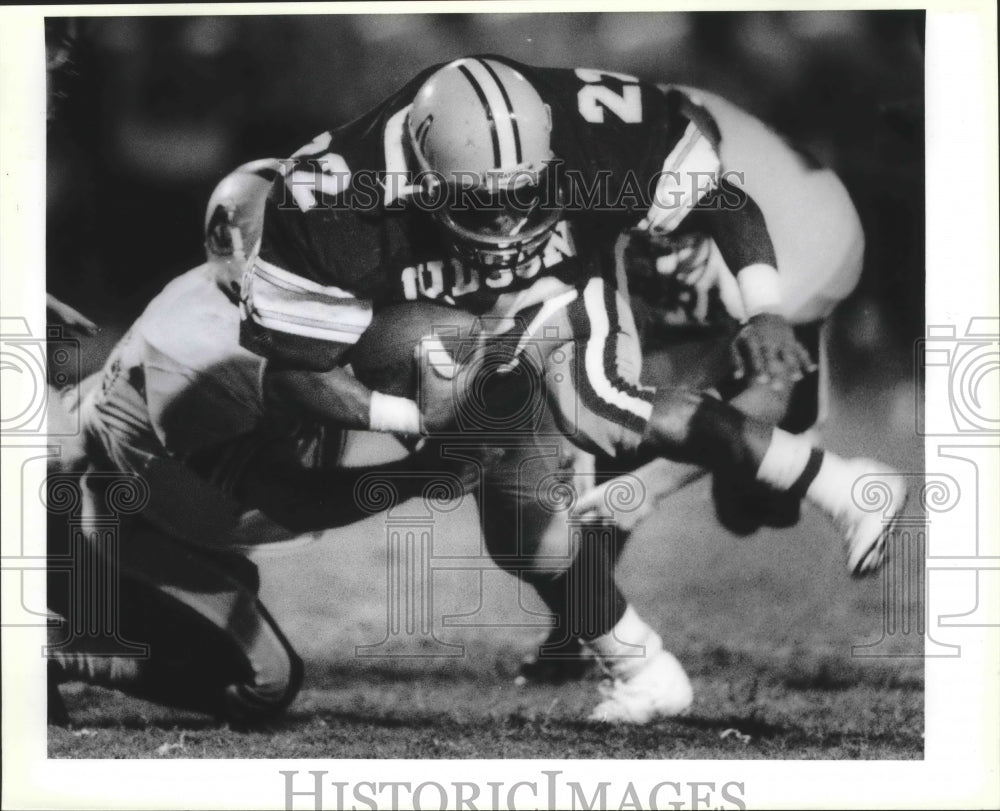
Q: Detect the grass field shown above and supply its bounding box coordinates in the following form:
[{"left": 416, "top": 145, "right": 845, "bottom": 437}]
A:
[{"left": 49, "top": 348, "right": 924, "bottom": 760}]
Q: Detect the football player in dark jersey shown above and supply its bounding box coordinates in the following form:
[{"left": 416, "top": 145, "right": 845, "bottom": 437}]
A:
[
  {"left": 233, "top": 56, "right": 907, "bottom": 723},
  {"left": 519, "top": 85, "right": 872, "bottom": 682}
]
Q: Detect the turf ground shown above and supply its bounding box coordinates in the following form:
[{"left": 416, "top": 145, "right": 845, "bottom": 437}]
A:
[{"left": 49, "top": 345, "right": 924, "bottom": 760}]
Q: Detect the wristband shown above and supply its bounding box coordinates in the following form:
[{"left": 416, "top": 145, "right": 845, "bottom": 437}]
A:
[
  {"left": 736, "top": 263, "right": 782, "bottom": 318},
  {"left": 368, "top": 391, "right": 422, "bottom": 435}
]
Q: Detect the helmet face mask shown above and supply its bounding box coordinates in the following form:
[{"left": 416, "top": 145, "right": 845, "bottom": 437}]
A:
[
  {"left": 441, "top": 201, "right": 563, "bottom": 273},
  {"left": 407, "top": 57, "right": 565, "bottom": 274},
  {"left": 415, "top": 168, "right": 565, "bottom": 273}
]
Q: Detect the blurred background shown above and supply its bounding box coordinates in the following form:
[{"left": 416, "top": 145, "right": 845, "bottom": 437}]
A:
[{"left": 46, "top": 10, "right": 924, "bottom": 386}]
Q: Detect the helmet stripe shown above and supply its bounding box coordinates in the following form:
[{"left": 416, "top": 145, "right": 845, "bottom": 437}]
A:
[
  {"left": 462, "top": 59, "right": 519, "bottom": 171},
  {"left": 457, "top": 64, "right": 501, "bottom": 169},
  {"left": 476, "top": 59, "right": 523, "bottom": 165}
]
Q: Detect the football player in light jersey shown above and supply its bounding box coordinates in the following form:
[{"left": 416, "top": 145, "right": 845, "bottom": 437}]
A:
[
  {"left": 624, "top": 84, "right": 864, "bottom": 530},
  {"left": 46, "top": 165, "right": 456, "bottom": 725},
  {"left": 232, "top": 56, "right": 907, "bottom": 724}
]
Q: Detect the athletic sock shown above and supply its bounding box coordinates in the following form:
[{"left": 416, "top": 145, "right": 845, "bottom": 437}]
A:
[
  {"left": 802, "top": 451, "right": 858, "bottom": 517},
  {"left": 585, "top": 604, "right": 662, "bottom": 678},
  {"left": 529, "top": 521, "right": 627, "bottom": 645},
  {"left": 755, "top": 428, "right": 815, "bottom": 491},
  {"left": 756, "top": 428, "right": 863, "bottom": 517}
]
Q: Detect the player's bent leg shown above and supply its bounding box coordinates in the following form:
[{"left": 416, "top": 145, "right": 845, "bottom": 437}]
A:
[
  {"left": 711, "top": 322, "right": 823, "bottom": 534},
  {"left": 221, "top": 599, "right": 303, "bottom": 723},
  {"left": 473, "top": 429, "right": 621, "bottom": 645},
  {"left": 641, "top": 386, "right": 908, "bottom": 577},
  {"left": 50, "top": 511, "right": 302, "bottom": 724},
  {"left": 511, "top": 280, "right": 694, "bottom": 706},
  {"left": 122, "top": 518, "right": 303, "bottom": 723},
  {"left": 469, "top": 424, "right": 616, "bottom": 682},
  {"left": 478, "top": 419, "right": 692, "bottom": 721},
  {"left": 473, "top": 447, "right": 595, "bottom": 683},
  {"left": 589, "top": 321, "right": 821, "bottom": 542},
  {"left": 466, "top": 381, "right": 624, "bottom": 685},
  {"left": 449, "top": 282, "right": 692, "bottom": 714}
]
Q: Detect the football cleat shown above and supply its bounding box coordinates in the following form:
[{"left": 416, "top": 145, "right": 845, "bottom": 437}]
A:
[
  {"left": 584, "top": 606, "right": 693, "bottom": 724},
  {"left": 837, "top": 459, "right": 909, "bottom": 577},
  {"left": 588, "top": 647, "right": 693, "bottom": 724}
]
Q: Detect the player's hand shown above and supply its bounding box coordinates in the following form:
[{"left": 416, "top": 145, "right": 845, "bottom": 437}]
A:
[
  {"left": 571, "top": 477, "right": 656, "bottom": 533},
  {"left": 731, "top": 313, "right": 815, "bottom": 389},
  {"left": 46, "top": 294, "right": 98, "bottom": 335},
  {"left": 415, "top": 336, "right": 465, "bottom": 435},
  {"left": 418, "top": 389, "right": 460, "bottom": 435}
]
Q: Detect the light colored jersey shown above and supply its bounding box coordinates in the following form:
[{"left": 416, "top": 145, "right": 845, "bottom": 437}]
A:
[
  {"left": 87, "top": 266, "right": 266, "bottom": 464},
  {"left": 655, "top": 86, "right": 865, "bottom": 325},
  {"left": 81, "top": 266, "right": 276, "bottom": 544},
  {"left": 54, "top": 267, "right": 303, "bottom": 716}
]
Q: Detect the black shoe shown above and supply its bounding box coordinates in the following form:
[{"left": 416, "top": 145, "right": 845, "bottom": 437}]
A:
[
  {"left": 48, "top": 659, "right": 71, "bottom": 727},
  {"left": 515, "top": 632, "right": 595, "bottom": 685}
]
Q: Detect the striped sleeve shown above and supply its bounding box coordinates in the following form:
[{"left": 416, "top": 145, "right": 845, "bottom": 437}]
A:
[
  {"left": 240, "top": 256, "right": 373, "bottom": 366},
  {"left": 639, "top": 95, "right": 723, "bottom": 236}
]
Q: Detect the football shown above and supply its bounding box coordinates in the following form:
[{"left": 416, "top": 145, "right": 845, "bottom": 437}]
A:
[{"left": 346, "top": 301, "right": 481, "bottom": 398}]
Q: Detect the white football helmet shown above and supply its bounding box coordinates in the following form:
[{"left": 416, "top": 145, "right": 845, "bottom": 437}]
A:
[
  {"left": 204, "top": 158, "right": 283, "bottom": 288},
  {"left": 407, "top": 57, "right": 564, "bottom": 274}
]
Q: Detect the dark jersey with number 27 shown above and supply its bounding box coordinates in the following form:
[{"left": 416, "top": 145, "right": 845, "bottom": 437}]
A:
[{"left": 242, "top": 55, "right": 723, "bottom": 362}]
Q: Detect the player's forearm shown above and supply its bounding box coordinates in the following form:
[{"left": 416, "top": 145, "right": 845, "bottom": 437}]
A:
[
  {"left": 698, "top": 185, "right": 782, "bottom": 317},
  {"left": 264, "top": 365, "right": 421, "bottom": 435},
  {"left": 46, "top": 294, "right": 98, "bottom": 335},
  {"left": 236, "top": 452, "right": 421, "bottom": 533}
]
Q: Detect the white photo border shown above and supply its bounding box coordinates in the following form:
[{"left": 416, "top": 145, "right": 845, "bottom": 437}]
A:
[{"left": 2, "top": 2, "right": 997, "bottom": 809}]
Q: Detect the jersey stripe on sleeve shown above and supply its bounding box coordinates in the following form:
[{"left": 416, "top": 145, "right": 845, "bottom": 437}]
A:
[
  {"left": 242, "top": 257, "right": 373, "bottom": 345},
  {"left": 640, "top": 120, "right": 722, "bottom": 236}
]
